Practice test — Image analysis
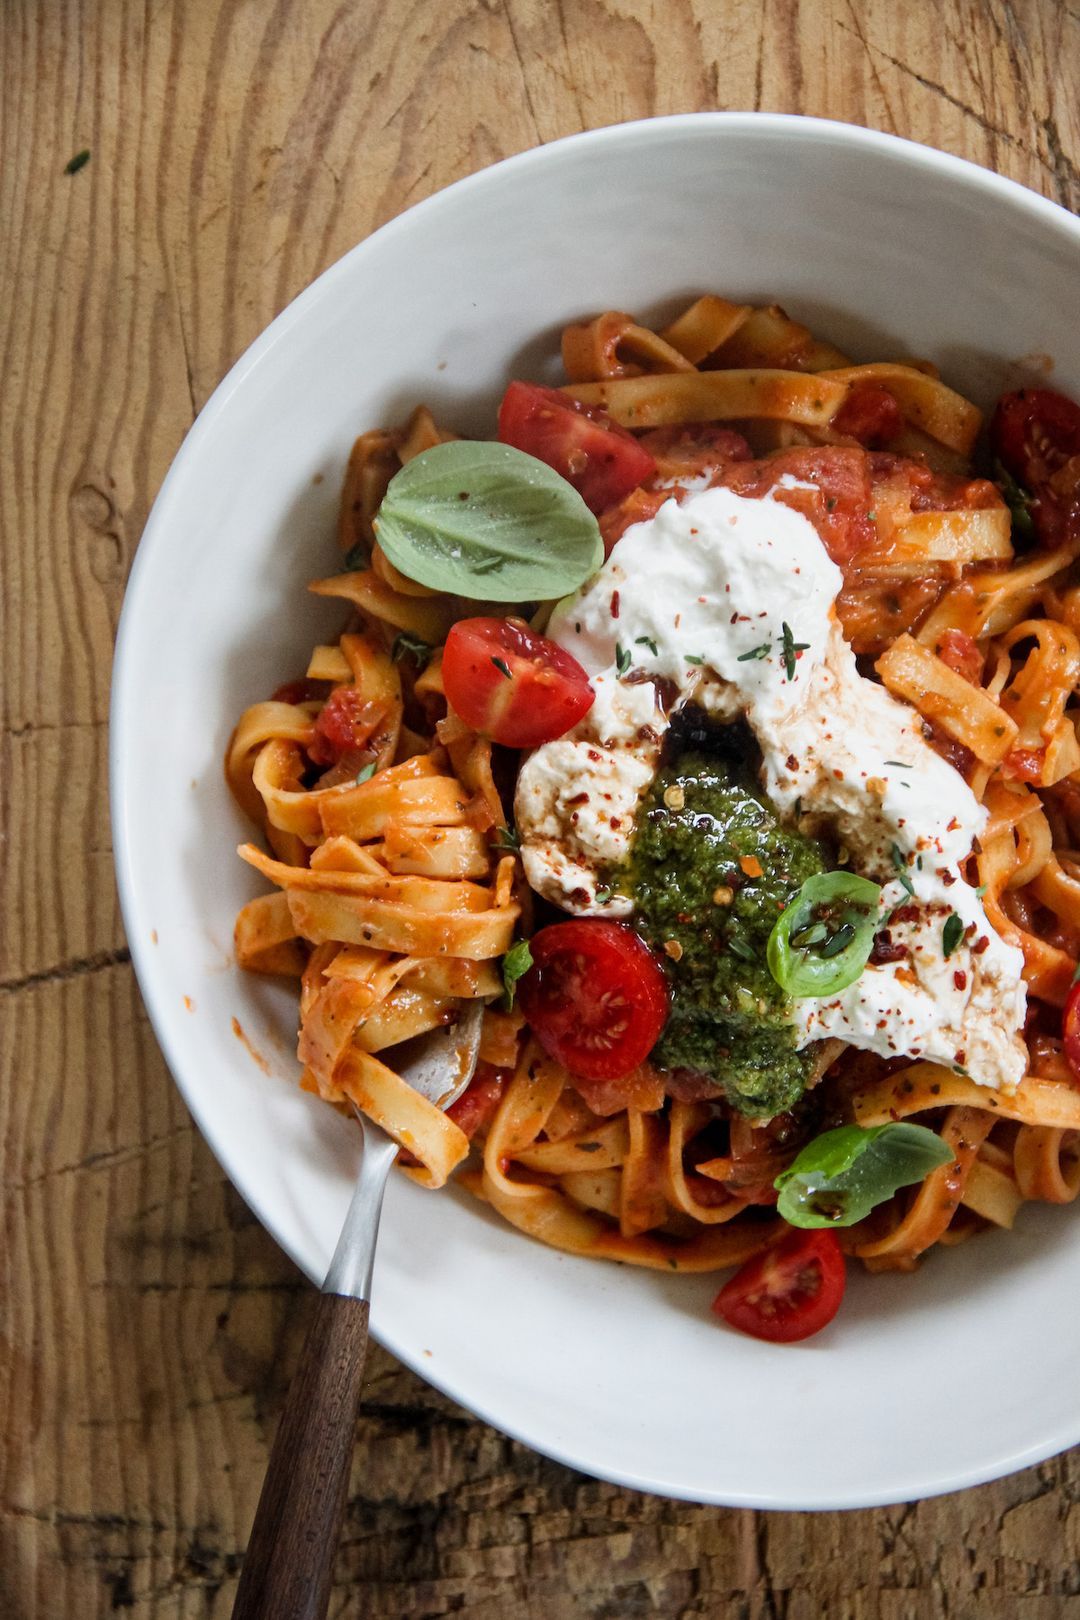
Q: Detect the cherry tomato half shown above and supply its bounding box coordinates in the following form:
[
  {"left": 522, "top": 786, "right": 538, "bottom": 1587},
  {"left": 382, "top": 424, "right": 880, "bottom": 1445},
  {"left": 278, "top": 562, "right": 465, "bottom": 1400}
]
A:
[
  {"left": 712, "top": 1228, "right": 847, "bottom": 1343},
  {"left": 1062, "top": 978, "right": 1080, "bottom": 1084},
  {"left": 992, "top": 387, "right": 1080, "bottom": 545},
  {"left": 497, "top": 380, "right": 656, "bottom": 514},
  {"left": 517, "top": 920, "right": 670, "bottom": 1081},
  {"left": 441, "top": 617, "right": 593, "bottom": 748}
]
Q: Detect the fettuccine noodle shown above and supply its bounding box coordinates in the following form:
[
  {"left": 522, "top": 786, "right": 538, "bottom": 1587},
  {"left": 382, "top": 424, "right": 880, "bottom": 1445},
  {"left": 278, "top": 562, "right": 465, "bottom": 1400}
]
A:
[{"left": 228, "top": 295, "right": 1080, "bottom": 1291}]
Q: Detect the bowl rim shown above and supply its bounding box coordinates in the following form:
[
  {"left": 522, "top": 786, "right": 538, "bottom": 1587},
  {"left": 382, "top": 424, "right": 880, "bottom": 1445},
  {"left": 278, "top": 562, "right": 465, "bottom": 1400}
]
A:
[{"left": 111, "top": 111, "right": 1080, "bottom": 1508}]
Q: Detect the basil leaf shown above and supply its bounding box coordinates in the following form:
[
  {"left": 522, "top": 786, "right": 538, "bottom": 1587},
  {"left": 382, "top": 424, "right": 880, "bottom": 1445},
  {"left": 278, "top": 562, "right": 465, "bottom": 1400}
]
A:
[
  {"left": 502, "top": 939, "right": 533, "bottom": 1010},
  {"left": 994, "top": 459, "right": 1036, "bottom": 541},
  {"left": 375, "top": 441, "right": 603, "bottom": 602},
  {"left": 767, "top": 871, "right": 881, "bottom": 997},
  {"left": 775, "top": 1122, "right": 954, "bottom": 1228}
]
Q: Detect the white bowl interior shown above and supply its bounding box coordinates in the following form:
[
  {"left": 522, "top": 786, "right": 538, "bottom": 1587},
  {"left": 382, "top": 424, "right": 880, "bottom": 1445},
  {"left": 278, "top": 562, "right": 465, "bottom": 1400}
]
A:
[{"left": 112, "top": 115, "right": 1080, "bottom": 1508}]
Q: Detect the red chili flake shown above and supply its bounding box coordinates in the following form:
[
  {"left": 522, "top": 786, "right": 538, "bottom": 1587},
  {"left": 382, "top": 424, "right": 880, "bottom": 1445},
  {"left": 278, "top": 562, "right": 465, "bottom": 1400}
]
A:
[
  {"left": 786, "top": 754, "right": 799, "bottom": 771},
  {"left": 610, "top": 816, "right": 622, "bottom": 830},
  {"left": 947, "top": 818, "right": 960, "bottom": 831},
  {"left": 567, "top": 791, "right": 590, "bottom": 806},
  {"left": 833, "top": 769, "right": 844, "bottom": 781},
  {"left": 610, "top": 590, "right": 621, "bottom": 618},
  {"left": 587, "top": 749, "right": 603, "bottom": 762},
  {"left": 942, "top": 871, "right": 956, "bottom": 886},
  {"left": 973, "top": 936, "right": 990, "bottom": 955},
  {"left": 953, "top": 970, "right": 968, "bottom": 991}
]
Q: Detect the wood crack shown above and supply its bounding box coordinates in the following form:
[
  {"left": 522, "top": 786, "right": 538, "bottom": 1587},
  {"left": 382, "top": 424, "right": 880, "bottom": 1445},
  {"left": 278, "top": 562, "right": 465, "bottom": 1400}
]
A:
[
  {"left": 0, "top": 946, "right": 131, "bottom": 996},
  {"left": 500, "top": 1, "right": 544, "bottom": 142},
  {"left": 167, "top": 246, "right": 199, "bottom": 423},
  {"left": 1040, "top": 114, "right": 1080, "bottom": 208},
  {"left": 835, "top": 24, "right": 1033, "bottom": 156},
  {"left": 4, "top": 717, "right": 108, "bottom": 738},
  {"left": 6, "top": 1123, "right": 193, "bottom": 1193}
]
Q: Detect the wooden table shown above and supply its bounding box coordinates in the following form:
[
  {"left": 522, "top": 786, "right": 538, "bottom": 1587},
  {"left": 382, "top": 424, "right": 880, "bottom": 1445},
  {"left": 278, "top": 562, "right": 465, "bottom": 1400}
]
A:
[{"left": 4, "top": 2, "right": 1080, "bottom": 1614}]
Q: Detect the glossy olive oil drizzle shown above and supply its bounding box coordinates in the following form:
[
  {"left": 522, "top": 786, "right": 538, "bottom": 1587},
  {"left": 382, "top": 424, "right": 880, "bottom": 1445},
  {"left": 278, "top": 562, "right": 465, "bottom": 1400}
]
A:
[{"left": 629, "top": 744, "right": 828, "bottom": 1117}]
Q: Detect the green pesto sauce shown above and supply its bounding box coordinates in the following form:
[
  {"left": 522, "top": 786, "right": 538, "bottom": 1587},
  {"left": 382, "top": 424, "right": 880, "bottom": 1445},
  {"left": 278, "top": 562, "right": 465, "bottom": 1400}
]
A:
[{"left": 630, "top": 750, "right": 827, "bottom": 1118}]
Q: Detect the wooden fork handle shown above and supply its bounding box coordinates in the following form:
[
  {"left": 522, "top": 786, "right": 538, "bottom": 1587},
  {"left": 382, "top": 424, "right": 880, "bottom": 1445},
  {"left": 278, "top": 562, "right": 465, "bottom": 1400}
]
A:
[{"left": 231, "top": 1291, "right": 369, "bottom": 1620}]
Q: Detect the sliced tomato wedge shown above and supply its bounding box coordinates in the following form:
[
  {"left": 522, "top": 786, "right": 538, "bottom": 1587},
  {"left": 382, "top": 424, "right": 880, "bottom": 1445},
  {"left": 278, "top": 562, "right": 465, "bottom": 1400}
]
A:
[
  {"left": 308, "top": 686, "right": 386, "bottom": 767},
  {"left": 441, "top": 616, "right": 593, "bottom": 748},
  {"left": 712, "top": 1229, "right": 846, "bottom": 1343},
  {"left": 517, "top": 920, "right": 669, "bottom": 1081},
  {"left": 497, "top": 380, "right": 656, "bottom": 513},
  {"left": 1000, "top": 746, "right": 1045, "bottom": 784},
  {"left": 830, "top": 381, "right": 903, "bottom": 447},
  {"left": 992, "top": 387, "right": 1080, "bottom": 545},
  {"left": 445, "top": 1063, "right": 507, "bottom": 1140},
  {"left": 1062, "top": 978, "right": 1080, "bottom": 1084},
  {"left": 934, "top": 627, "right": 983, "bottom": 685}
]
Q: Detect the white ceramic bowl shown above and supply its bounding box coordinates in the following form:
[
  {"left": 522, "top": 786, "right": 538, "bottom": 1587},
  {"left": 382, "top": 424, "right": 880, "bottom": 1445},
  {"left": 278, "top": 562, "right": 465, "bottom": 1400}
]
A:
[{"left": 112, "top": 114, "right": 1080, "bottom": 1508}]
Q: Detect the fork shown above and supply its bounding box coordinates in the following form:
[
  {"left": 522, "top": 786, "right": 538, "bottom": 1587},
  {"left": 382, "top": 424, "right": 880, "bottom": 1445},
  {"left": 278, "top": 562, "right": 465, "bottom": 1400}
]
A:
[{"left": 231, "top": 1003, "right": 484, "bottom": 1620}]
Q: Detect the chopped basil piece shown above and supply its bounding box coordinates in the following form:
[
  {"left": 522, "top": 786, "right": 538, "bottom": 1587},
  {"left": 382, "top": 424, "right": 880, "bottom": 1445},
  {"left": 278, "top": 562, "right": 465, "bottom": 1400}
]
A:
[
  {"left": 391, "top": 632, "right": 433, "bottom": 666},
  {"left": 737, "top": 641, "right": 771, "bottom": 662},
  {"left": 354, "top": 762, "right": 376, "bottom": 785},
  {"left": 615, "top": 644, "right": 632, "bottom": 676},
  {"left": 501, "top": 939, "right": 534, "bottom": 1010},
  {"left": 890, "top": 842, "right": 915, "bottom": 897},
  {"left": 635, "top": 635, "right": 659, "bottom": 656},
  {"left": 942, "top": 912, "right": 964, "bottom": 958},
  {"left": 64, "top": 149, "right": 91, "bottom": 175}
]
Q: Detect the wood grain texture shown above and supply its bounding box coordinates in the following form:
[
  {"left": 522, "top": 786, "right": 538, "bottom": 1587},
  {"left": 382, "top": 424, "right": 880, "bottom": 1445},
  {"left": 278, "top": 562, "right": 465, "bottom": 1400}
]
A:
[{"left": 2, "top": 1, "right": 1079, "bottom": 1615}]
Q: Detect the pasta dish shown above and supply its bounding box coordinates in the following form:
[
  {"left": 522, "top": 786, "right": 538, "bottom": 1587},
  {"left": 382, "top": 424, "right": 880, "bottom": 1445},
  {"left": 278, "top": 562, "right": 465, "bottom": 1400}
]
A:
[{"left": 227, "top": 295, "right": 1080, "bottom": 1341}]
